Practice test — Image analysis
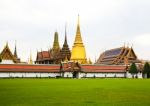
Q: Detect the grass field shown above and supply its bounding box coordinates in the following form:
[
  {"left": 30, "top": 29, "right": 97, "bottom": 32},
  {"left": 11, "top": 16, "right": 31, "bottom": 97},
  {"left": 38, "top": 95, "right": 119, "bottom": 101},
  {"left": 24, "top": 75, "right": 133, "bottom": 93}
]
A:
[{"left": 0, "top": 79, "right": 150, "bottom": 106}]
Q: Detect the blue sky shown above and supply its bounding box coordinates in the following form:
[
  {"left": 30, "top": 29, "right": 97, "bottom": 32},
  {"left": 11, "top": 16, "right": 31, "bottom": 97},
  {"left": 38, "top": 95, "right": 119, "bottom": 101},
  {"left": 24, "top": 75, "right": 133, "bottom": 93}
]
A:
[{"left": 0, "top": 0, "right": 150, "bottom": 62}]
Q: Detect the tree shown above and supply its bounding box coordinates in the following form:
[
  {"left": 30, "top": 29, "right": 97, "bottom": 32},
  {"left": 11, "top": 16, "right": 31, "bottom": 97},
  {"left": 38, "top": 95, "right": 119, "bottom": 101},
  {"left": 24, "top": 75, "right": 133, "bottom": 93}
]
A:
[
  {"left": 129, "top": 63, "right": 138, "bottom": 78},
  {"left": 143, "top": 62, "right": 150, "bottom": 78}
]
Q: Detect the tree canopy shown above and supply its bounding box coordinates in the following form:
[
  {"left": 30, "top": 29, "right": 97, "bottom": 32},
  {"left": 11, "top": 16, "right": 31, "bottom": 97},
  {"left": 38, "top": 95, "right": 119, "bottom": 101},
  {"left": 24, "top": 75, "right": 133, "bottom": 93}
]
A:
[
  {"left": 129, "top": 63, "right": 138, "bottom": 74},
  {"left": 143, "top": 62, "right": 150, "bottom": 74}
]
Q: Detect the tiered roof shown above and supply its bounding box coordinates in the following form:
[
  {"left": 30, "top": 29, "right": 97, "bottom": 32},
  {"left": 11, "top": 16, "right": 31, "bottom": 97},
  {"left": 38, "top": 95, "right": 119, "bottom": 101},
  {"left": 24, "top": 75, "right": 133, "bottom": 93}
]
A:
[
  {"left": 36, "top": 51, "right": 51, "bottom": 62},
  {"left": 96, "top": 47, "right": 141, "bottom": 65},
  {"left": 0, "top": 43, "right": 20, "bottom": 63}
]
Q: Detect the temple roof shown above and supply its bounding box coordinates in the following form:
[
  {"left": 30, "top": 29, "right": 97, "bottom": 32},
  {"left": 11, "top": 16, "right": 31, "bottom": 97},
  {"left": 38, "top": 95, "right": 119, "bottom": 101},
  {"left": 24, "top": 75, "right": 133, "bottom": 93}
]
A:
[
  {"left": 61, "top": 62, "right": 127, "bottom": 73},
  {"left": 36, "top": 51, "right": 51, "bottom": 61},
  {"left": 0, "top": 43, "right": 18, "bottom": 63},
  {"left": 104, "top": 47, "right": 123, "bottom": 57},
  {"left": 0, "top": 63, "right": 127, "bottom": 73},
  {"left": 96, "top": 46, "right": 141, "bottom": 65},
  {"left": 81, "top": 65, "right": 126, "bottom": 73},
  {"left": 0, "top": 64, "right": 60, "bottom": 73}
]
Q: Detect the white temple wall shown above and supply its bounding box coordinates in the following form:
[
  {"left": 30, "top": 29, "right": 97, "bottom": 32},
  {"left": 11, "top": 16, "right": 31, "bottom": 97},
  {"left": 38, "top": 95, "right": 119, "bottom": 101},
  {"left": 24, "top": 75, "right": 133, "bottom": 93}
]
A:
[
  {"left": 1, "top": 60, "right": 14, "bottom": 64},
  {"left": 0, "top": 73, "right": 10, "bottom": 77},
  {"left": 80, "top": 73, "right": 125, "bottom": 78},
  {"left": 0, "top": 72, "right": 60, "bottom": 78},
  {"left": 126, "top": 72, "right": 143, "bottom": 78},
  {"left": 0, "top": 72, "right": 143, "bottom": 78}
]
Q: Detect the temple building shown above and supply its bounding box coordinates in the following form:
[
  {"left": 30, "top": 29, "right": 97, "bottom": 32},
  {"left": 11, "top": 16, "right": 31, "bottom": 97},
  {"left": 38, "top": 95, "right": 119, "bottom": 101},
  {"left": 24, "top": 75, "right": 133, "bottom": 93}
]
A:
[
  {"left": 0, "top": 43, "right": 20, "bottom": 64},
  {"left": 35, "top": 29, "right": 71, "bottom": 64},
  {"left": 71, "top": 15, "right": 87, "bottom": 64},
  {"left": 96, "top": 46, "right": 141, "bottom": 65},
  {"left": 35, "top": 31, "right": 61, "bottom": 64}
]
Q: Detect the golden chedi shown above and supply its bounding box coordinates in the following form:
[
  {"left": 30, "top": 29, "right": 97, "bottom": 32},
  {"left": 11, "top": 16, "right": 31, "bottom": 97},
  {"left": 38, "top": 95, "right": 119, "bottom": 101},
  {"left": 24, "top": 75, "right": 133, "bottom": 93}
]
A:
[{"left": 71, "top": 15, "right": 87, "bottom": 64}]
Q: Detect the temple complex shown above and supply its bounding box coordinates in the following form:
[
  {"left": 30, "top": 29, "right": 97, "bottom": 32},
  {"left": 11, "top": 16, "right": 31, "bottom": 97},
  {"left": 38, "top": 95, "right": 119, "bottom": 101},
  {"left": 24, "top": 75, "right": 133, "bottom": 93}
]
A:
[
  {"left": 0, "top": 15, "right": 146, "bottom": 79},
  {"left": 96, "top": 46, "right": 141, "bottom": 65},
  {"left": 71, "top": 15, "right": 87, "bottom": 64}
]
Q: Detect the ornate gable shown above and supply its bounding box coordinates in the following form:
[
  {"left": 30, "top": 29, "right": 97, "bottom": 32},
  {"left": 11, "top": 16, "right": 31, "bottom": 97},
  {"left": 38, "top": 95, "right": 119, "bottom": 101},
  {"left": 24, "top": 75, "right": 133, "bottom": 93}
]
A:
[
  {"left": 0, "top": 43, "right": 17, "bottom": 63},
  {"left": 127, "top": 48, "right": 137, "bottom": 59}
]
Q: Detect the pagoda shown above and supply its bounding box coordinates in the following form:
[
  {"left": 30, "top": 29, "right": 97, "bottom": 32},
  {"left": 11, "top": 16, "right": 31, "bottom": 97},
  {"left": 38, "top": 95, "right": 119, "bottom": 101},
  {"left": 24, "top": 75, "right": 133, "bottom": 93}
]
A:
[
  {"left": 60, "top": 25, "right": 71, "bottom": 61},
  {"left": 51, "top": 31, "right": 61, "bottom": 64},
  {"left": 71, "top": 15, "right": 87, "bottom": 64}
]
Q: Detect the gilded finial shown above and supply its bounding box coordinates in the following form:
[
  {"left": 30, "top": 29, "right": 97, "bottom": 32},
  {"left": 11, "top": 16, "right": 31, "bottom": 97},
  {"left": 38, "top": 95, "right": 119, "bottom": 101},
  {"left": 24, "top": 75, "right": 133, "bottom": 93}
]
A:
[
  {"left": 78, "top": 14, "right": 80, "bottom": 26},
  {"left": 6, "top": 41, "right": 8, "bottom": 46},
  {"left": 29, "top": 50, "right": 33, "bottom": 64},
  {"left": 88, "top": 58, "right": 92, "bottom": 64},
  {"left": 131, "top": 43, "right": 133, "bottom": 48}
]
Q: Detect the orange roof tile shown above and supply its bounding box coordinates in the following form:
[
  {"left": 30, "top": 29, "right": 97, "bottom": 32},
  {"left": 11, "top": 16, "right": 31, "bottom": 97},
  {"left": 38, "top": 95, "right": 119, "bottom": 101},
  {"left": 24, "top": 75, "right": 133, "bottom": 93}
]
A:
[
  {"left": 82, "top": 65, "right": 126, "bottom": 73},
  {"left": 0, "top": 64, "right": 60, "bottom": 73}
]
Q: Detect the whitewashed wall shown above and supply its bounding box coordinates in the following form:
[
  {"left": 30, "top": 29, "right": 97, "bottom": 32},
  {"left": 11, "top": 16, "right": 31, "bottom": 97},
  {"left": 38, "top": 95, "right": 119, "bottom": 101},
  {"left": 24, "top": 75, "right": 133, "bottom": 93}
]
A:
[
  {"left": 126, "top": 72, "right": 142, "bottom": 78},
  {"left": 0, "top": 72, "right": 60, "bottom": 78},
  {"left": 0, "top": 73, "right": 10, "bottom": 77},
  {"left": 80, "top": 73, "right": 125, "bottom": 78},
  {"left": 1, "top": 60, "right": 14, "bottom": 64},
  {"left": 0, "top": 72, "right": 143, "bottom": 78}
]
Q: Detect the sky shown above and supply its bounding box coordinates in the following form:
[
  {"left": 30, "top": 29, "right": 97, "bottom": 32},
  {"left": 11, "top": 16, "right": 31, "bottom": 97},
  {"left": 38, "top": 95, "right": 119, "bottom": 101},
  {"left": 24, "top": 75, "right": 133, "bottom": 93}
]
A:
[{"left": 0, "top": 0, "right": 150, "bottom": 62}]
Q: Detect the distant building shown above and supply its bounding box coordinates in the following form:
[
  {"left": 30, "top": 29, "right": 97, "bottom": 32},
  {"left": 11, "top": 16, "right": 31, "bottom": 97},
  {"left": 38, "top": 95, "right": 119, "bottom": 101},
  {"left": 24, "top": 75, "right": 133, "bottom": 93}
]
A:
[
  {"left": 0, "top": 43, "right": 20, "bottom": 64},
  {"left": 96, "top": 46, "right": 141, "bottom": 65}
]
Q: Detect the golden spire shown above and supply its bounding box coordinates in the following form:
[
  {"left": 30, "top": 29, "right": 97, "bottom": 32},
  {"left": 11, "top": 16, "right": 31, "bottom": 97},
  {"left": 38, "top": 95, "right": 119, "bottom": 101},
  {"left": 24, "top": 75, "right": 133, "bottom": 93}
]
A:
[
  {"left": 71, "top": 15, "right": 87, "bottom": 64},
  {"left": 6, "top": 41, "right": 8, "bottom": 47},
  {"left": 88, "top": 58, "right": 92, "bottom": 64},
  {"left": 29, "top": 51, "right": 33, "bottom": 64},
  {"left": 74, "top": 15, "right": 83, "bottom": 44},
  {"left": 53, "top": 31, "right": 60, "bottom": 50}
]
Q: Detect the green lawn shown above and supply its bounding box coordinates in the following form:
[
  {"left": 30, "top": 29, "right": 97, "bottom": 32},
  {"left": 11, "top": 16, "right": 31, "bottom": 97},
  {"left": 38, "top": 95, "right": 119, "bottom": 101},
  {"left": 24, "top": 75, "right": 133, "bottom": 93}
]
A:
[{"left": 0, "top": 79, "right": 150, "bottom": 106}]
